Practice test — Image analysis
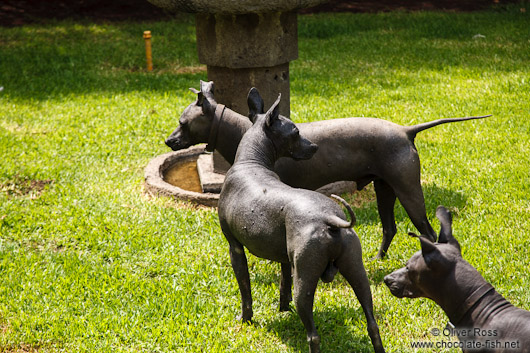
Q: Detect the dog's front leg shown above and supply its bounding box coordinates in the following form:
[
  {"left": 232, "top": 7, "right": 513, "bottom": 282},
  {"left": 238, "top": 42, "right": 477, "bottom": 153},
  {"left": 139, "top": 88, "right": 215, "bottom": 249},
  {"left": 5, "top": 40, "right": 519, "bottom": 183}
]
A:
[
  {"left": 279, "top": 262, "right": 292, "bottom": 311},
  {"left": 227, "top": 240, "right": 253, "bottom": 322}
]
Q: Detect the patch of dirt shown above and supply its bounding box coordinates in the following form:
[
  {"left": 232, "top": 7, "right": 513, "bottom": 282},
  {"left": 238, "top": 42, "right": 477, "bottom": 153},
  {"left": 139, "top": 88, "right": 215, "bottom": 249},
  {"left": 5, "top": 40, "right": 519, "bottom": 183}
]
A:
[
  {"left": 1, "top": 176, "right": 53, "bottom": 199},
  {"left": 155, "top": 65, "right": 207, "bottom": 75},
  {"left": 348, "top": 183, "right": 377, "bottom": 209},
  {"left": 0, "top": 344, "right": 42, "bottom": 353},
  {"left": 0, "top": 0, "right": 520, "bottom": 27}
]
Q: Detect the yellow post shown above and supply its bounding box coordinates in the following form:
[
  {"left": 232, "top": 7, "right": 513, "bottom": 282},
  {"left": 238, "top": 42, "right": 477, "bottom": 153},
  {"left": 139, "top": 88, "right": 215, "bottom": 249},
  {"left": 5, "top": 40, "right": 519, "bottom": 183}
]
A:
[{"left": 143, "top": 31, "right": 153, "bottom": 72}]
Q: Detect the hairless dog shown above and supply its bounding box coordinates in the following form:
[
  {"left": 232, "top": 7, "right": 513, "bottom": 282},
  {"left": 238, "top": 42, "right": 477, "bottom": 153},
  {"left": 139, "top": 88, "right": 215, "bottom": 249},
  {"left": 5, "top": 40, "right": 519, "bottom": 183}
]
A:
[
  {"left": 384, "top": 207, "right": 530, "bottom": 352},
  {"left": 218, "top": 94, "right": 385, "bottom": 353},
  {"left": 166, "top": 80, "right": 490, "bottom": 258}
]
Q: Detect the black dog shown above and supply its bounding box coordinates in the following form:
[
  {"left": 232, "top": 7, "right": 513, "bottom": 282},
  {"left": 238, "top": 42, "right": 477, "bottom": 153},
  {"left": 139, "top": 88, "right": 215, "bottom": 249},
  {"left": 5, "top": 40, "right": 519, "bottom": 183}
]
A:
[
  {"left": 218, "top": 94, "right": 385, "bottom": 353},
  {"left": 167, "top": 80, "right": 490, "bottom": 258},
  {"left": 384, "top": 206, "right": 530, "bottom": 352}
]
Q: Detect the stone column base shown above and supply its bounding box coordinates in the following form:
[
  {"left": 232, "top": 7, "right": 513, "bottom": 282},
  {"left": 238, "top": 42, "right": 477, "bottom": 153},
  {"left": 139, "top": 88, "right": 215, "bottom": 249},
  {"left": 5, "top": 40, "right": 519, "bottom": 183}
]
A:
[
  {"left": 196, "top": 11, "right": 297, "bottom": 117},
  {"left": 207, "top": 63, "right": 290, "bottom": 116}
]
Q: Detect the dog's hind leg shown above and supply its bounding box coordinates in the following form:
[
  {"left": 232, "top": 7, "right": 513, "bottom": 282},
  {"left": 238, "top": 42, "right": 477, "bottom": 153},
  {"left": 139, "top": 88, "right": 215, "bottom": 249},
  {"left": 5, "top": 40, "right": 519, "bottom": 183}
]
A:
[
  {"left": 336, "top": 233, "right": 385, "bottom": 353},
  {"left": 373, "top": 179, "right": 398, "bottom": 259},
  {"left": 279, "top": 262, "right": 292, "bottom": 312},
  {"left": 393, "top": 181, "right": 436, "bottom": 243},
  {"left": 292, "top": 255, "right": 326, "bottom": 353},
  {"left": 228, "top": 241, "right": 253, "bottom": 322},
  {"left": 221, "top": 225, "right": 253, "bottom": 322}
]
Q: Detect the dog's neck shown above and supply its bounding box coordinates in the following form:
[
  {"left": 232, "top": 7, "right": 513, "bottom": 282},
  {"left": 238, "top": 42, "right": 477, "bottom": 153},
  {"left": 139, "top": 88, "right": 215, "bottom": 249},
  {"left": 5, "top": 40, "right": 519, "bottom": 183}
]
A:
[
  {"left": 234, "top": 123, "right": 278, "bottom": 170},
  {"left": 208, "top": 105, "right": 251, "bottom": 165},
  {"left": 454, "top": 288, "right": 512, "bottom": 330},
  {"left": 205, "top": 104, "right": 226, "bottom": 153},
  {"left": 438, "top": 261, "right": 513, "bottom": 329}
]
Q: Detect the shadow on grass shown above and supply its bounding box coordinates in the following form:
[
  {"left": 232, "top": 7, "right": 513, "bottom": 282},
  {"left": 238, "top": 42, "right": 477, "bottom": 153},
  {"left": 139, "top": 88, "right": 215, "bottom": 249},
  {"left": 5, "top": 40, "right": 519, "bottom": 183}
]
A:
[
  {"left": 264, "top": 303, "right": 379, "bottom": 353},
  {"left": 344, "top": 181, "right": 468, "bottom": 226},
  {"left": 0, "top": 16, "right": 207, "bottom": 101},
  {"left": 248, "top": 262, "right": 394, "bottom": 351},
  {"left": 296, "top": 9, "right": 527, "bottom": 73},
  {"left": 2, "top": 8, "right": 527, "bottom": 101},
  {"left": 368, "top": 266, "right": 394, "bottom": 286}
]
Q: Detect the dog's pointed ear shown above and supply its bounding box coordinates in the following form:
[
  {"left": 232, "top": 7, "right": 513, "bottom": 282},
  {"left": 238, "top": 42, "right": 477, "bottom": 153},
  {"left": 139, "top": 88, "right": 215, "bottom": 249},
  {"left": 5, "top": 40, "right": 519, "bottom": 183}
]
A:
[
  {"left": 418, "top": 236, "right": 451, "bottom": 272},
  {"left": 436, "top": 206, "right": 461, "bottom": 252},
  {"left": 265, "top": 94, "right": 281, "bottom": 127},
  {"left": 419, "top": 235, "right": 438, "bottom": 255},
  {"left": 201, "top": 94, "right": 215, "bottom": 116},
  {"left": 247, "top": 87, "right": 264, "bottom": 123},
  {"left": 190, "top": 87, "right": 205, "bottom": 106},
  {"left": 193, "top": 81, "right": 215, "bottom": 115},
  {"left": 200, "top": 80, "right": 215, "bottom": 99}
]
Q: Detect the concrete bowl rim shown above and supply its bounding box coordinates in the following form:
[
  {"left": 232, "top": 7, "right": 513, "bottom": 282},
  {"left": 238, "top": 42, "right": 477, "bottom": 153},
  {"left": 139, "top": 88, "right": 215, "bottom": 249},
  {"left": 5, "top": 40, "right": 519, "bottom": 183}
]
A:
[{"left": 144, "top": 144, "right": 219, "bottom": 207}]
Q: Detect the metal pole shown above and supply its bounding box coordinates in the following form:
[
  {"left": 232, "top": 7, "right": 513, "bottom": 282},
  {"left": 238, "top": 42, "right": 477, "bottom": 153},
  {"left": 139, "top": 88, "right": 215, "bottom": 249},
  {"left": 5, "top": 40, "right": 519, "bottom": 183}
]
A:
[{"left": 143, "top": 31, "right": 153, "bottom": 72}]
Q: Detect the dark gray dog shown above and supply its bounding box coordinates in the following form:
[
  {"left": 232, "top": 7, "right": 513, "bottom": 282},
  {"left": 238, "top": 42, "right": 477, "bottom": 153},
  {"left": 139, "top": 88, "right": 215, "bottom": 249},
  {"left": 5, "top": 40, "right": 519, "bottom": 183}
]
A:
[
  {"left": 218, "top": 94, "right": 385, "bottom": 353},
  {"left": 166, "top": 80, "right": 490, "bottom": 258},
  {"left": 384, "top": 206, "right": 530, "bottom": 352}
]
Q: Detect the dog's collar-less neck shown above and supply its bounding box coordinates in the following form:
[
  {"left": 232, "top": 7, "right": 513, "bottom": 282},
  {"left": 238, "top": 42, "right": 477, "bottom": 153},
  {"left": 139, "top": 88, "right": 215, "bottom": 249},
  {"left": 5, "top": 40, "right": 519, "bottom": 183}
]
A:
[
  {"left": 206, "top": 104, "right": 226, "bottom": 153},
  {"left": 450, "top": 282, "right": 495, "bottom": 326}
]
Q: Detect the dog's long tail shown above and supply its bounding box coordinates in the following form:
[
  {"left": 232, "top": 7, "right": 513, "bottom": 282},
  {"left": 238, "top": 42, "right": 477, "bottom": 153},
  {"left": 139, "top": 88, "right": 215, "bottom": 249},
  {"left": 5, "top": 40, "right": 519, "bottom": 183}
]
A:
[
  {"left": 329, "top": 194, "right": 356, "bottom": 228},
  {"left": 405, "top": 115, "right": 491, "bottom": 140}
]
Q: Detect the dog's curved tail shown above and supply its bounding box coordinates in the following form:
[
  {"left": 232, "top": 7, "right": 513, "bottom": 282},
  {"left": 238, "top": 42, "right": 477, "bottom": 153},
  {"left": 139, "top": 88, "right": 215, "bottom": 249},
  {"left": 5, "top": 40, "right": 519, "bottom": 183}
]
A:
[
  {"left": 405, "top": 115, "right": 491, "bottom": 140},
  {"left": 320, "top": 194, "right": 357, "bottom": 283},
  {"left": 321, "top": 195, "right": 356, "bottom": 283},
  {"left": 329, "top": 194, "right": 356, "bottom": 229}
]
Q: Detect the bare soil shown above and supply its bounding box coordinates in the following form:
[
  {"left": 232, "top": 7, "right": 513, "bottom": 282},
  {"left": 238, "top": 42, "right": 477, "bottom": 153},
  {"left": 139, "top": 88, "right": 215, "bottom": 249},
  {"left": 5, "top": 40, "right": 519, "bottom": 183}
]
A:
[{"left": 0, "top": 175, "right": 53, "bottom": 199}]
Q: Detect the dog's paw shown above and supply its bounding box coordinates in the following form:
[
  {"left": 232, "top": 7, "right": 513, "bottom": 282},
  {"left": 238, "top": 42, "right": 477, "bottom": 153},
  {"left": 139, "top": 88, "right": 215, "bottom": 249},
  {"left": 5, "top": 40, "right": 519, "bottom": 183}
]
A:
[
  {"left": 236, "top": 314, "right": 253, "bottom": 324},
  {"left": 369, "top": 253, "right": 385, "bottom": 262},
  {"left": 279, "top": 303, "right": 293, "bottom": 312}
]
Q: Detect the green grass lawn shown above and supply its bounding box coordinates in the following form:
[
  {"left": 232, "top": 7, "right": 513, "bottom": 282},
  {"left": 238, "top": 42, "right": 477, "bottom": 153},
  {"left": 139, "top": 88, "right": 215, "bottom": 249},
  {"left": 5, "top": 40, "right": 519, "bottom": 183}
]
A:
[{"left": 1, "top": 5, "right": 529, "bottom": 352}]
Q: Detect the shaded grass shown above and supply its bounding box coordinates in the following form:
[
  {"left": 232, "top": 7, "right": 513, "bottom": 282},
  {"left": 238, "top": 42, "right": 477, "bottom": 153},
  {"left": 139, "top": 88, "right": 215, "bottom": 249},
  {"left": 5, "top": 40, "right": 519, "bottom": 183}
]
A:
[{"left": 1, "top": 5, "right": 530, "bottom": 352}]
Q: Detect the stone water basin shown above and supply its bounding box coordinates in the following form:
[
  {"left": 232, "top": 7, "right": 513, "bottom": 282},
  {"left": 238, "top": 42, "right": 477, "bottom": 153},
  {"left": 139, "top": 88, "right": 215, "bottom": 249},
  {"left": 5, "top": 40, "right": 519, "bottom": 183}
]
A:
[
  {"left": 144, "top": 145, "right": 220, "bottom": 207},
  {"left": 164, "top": 159, "right": 202, "bottom": 194},
  {"left": 144, "top": 145, "right": 358, "bottom": 207}
]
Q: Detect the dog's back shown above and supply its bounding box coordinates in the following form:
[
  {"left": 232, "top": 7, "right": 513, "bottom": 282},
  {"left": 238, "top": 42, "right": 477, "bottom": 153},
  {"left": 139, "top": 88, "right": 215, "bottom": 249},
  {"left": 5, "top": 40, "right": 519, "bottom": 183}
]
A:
[{"left": 219, "top": 137, "right": 352, "bottom": 264}]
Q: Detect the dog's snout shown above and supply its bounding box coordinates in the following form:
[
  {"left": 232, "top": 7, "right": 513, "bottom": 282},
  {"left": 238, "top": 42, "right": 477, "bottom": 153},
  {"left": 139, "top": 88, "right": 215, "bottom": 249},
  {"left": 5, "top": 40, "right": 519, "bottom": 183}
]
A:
[
  {"left": 302, "top": 139, "right": 318, "bottom": 155},
  {"left": 165, "top": 133, "right": 192, "bottom": 151},
  {"left": 165, "top": 137, "right": 179, "bottom": 150}
]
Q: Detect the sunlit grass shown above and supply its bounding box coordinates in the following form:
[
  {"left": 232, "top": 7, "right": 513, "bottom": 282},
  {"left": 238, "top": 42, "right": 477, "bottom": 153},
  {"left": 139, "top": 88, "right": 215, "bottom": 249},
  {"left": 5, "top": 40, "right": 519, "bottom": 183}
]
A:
[{"left": 1, "top": 5, "right": 529, "bottom": 352}]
